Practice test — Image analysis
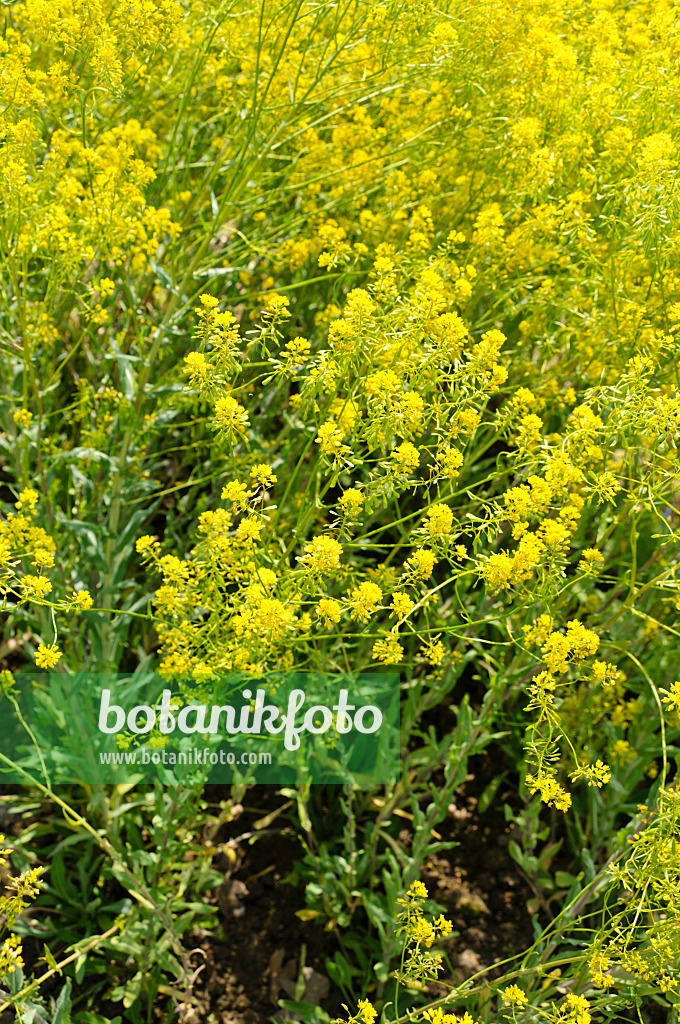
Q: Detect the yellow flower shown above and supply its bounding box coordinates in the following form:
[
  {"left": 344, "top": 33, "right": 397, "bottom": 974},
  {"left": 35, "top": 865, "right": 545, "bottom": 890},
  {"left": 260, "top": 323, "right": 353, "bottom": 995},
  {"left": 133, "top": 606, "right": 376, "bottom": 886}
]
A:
[
  {"left": 372, "top": 635, "right": 404, "bottom": 664},
  {"left": 391, "top": 441, "right": 420, "bottom": 472},
  {"left": 338, "top": 488, "right": 364, "bottom": 517},
  {"left": 15, "top": 488, "right": 39, "bottom": 514},
  {"left": 424, "top": 503, "right": 454, "bottom": 537},
  {"left": 31, "top": 548, "right": 54, "bottom": 569},
  {"left": 21, "top": 575, "right": 53, "bottom": 599},
  {"left": 317, "top": 421, "right": 347, "bottom": 457},
  {"left": 136, "top": 535, "right": 160, "bottom": 559},
  {"left": 565, "top": 993, "right": 591, "bottom": 1024},
  {"left": 348, "top": 581, "right": 382, "bottom": 621},
  {"left": 611, "top": 739, "right": 635, "bottom": 765},
  {"left": 409, "top": 880, "right": 428, "bottom": 899},
  {"left": 35, "top": 643, "right": 62, "bottom": 669},
  {"left": 423, "top": 1009, "right": 471, "bottom": 1024},
  {"left": 236, "top": 517, "right": 263, "bottom": 544},
  {"left": 410, "top": 917, "right": 436, "bottom": 947},
  {"left": 662, "top": 681, "right": 680, "bottom": 713},
  {"left": 420, "top": 639, "right": 446, "bottom": 665},
  {"left": 436, "top": 446, "right": 463, "bottom": 478},
  {"left": 565, "top": 620, "right": 599, "bottom": 659},
  {"left": 316, "top": 598, "right": 343, "bottom": 628},
  {"left": 73, "top": 589, "right": 94, "bottom": 611},
  {"left": 391, "top": 592, "right": 414, "bottom": 618},
  {"left": 501, "top": 984, "right": 528, "bottom": 1007},
  {"left": 481, "top": 552, "right": 514, "bottom": 592},
  {"left": 214, "top": 396, "right": 249, "bottom": 435},
  {"left": 578, "top": 548, "right": 604, "bottom": 575},
  {"left": 257, "top": 568, "right": 277, "bottom": 589},
  {"left": 525, "top": 772, "right": 572, "bottom": 812},
  {"left": 183, "top": 351, "right": 211, "bottom": 387},
  {"left": 541, "top": 631, "right": 572, "bottom": 674},
  {"left": 357, "top": 1000, "right": 376, "bottom": 1024},
  {"left": 523, "top": 614, "right": 553, "bottom": 648},
  {"left": 221, "top": 481, "right": 250, "bottom": 510},
  {"left": 12, "top": 409, "right": 32, "bottom": 429},
  {"left": 262, "top": 293, "right": 290, "bottom": 319},
  {"left": 300, "top": 536, "right": 343, "bottom": 575},
  {"left": 250, "top": 464, "right": 277, "bottom": 489},
  {"left": 328, "top": 398, "right": 360, "bottom": 435},
  {"left": 405, "top": 549, "right": 437, "bottom": 581},
  {"left": 570, "top": 760, "right": 611, "bottom": 788}
]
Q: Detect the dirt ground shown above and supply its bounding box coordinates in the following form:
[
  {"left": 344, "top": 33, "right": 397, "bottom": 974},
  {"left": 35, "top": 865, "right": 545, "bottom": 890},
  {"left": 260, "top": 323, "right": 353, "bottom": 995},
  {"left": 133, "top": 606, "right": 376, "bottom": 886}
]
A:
[
  {"left": 189, "top": 761, "right": 537, "bottom": 1024},
  {"left": 1, "top": 762, "right": 670, "bottom": 1024}
]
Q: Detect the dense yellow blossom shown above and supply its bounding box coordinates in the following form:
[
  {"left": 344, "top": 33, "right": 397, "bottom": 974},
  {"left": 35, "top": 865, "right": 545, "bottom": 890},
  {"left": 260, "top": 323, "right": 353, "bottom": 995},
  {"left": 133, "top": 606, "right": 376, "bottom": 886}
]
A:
[{"left": 3, "top": 1, "right": 680, "bottom": 1014}]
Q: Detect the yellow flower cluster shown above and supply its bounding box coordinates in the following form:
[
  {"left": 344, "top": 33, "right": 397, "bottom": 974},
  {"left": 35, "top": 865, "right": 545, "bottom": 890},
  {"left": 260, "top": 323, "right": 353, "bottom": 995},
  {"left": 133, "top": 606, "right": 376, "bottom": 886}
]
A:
[
  {"left": 3, "top": 0, "right": 680, "bottom": 1016},
  {"left": 0, "top": 835, "right": 43, "bottom": 985}
]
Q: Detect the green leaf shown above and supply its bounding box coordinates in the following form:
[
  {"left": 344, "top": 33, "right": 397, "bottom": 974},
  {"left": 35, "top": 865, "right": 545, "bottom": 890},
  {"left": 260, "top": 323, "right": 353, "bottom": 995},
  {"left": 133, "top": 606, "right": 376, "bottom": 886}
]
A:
[
  {"left": 555, "top": 870, "right": 580, "bottom": 888},
  {"left": 279, "top": 999, "right": 331, "bottom": 1024},
  {"left": 42, "top": 943, "right": 61, "bottom": 974},
  {"left": 52, "top": 979, "right": 72, "bottom": 1024},
  {"left": 296, "top": 908, "right": 322, "bottom": 921},
  {"left": 477, "top": 771, "right": 507, "bottom": 814},
  {"left": 123, "top": 970, "right": 144, "bottom": 1009}
]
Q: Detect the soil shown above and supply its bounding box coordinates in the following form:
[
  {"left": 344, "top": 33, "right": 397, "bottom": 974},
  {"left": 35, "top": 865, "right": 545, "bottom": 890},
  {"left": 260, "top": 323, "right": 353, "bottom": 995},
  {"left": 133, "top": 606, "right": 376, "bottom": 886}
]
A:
[
  {"left": 187, "top": 764, "right": 672, "bottom": 1024},
  {"left": 187, "top": 824, "right": 340, "bottom": 1024},
  {"left": 1, "top": 760, "right": 672, "bottom": 1024},
  {"left": 187, "top": 758, "right": 538, "bottom": 1024}
]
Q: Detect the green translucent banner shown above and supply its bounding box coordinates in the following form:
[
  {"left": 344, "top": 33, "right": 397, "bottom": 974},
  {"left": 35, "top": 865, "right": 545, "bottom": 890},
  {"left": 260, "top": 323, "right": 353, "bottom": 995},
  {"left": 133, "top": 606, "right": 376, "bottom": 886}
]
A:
[{"left": 0, "top": 671, "right": 401, "bottom": 786}]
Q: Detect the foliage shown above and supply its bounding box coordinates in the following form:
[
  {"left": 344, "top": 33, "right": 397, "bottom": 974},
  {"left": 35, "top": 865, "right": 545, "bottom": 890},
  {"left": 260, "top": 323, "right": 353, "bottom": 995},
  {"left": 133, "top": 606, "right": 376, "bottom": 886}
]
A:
[{"left": 0, "top": 0, "right": 680, "bottom": 1020}]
